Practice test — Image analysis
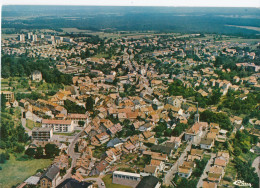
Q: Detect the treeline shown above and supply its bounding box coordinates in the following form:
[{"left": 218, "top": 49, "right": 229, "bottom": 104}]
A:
[
  {"left": 25, "top": 143, "right": 60, "bottom": 159},
  {"left": 200, "top": 110, "right": 232, "bottom": 131},
  {"left": 232, "top": 130, "right": 258, "bottom": 155},
  {"left": 220, "top": 90, "right": 260, "bottom": 117},
  {"left": 233, "top": 157, "right": 259, "bottom": 188},
  {"left": 0, "top": 120, "right": 29, "bottom": 154},
  {"left": 168, "top": 80, "right": 221, "bottom": 107},
  {"left": 1, "top": 55, "right": 72, "bottom": 85}
]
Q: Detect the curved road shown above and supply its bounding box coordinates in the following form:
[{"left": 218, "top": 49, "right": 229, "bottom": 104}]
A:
[
  {"left": 252, "top": 156, "right": 260, "bottom": 185},
  {"left": 56, "top": 129, "right": 85, "bottom": 186}
]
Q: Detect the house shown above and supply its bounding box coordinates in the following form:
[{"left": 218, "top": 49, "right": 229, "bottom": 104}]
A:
[
  {"left": 209, "top": 165, "right": 224, "bottom": 177},
  {"left": 143, "top": 151, "right": 168, "bottom": 161},
  {"left": 214, "top": 158, "right": 227, "bottom": 168},
  {"left": 142, "top": 165, "right": 159, "bottom": 177},
  {"left": 188, "top": 149, "right": 204, "bottom": 161},
  {"left": 67, "top": 113, "right": 88, "bottom": 126},
  {"left": 185, "top": 122, "right": 208, "bottom": 143},
  {"left": 89, "top": 160, "right": 109, "bottom": 176},
  {"left": 166, "top": 96, "right": 183, "bottom": 108},
  {"left": 151, "top": 145, "right": 173, "bottom": 157},
  {"left": 56, "top": 178, "right": 93, "bottom": 188},
  {"left": 207, "top": 173, "right": 222, "bottom": 182},
  {"left": 108, "top": 123, "right": 122, "bottom": 135},
  {"left": 150, "top": 159, "right": 165, "bottom": 171},
  {"left": 136, "top": 176, "right": 161, "bottom": 188},
  {"left": 167, "top": 136, "right": 182, "bottom": 149},
  {"left": 40, "top": 165, "right": 60, "bottom": 188},
  {"left": 178, "top": 161, "right": 195, "bottom": 178},
  {"left": 24, "top": 176, "right": 40, "bottom": 186},
  {"left": 122, "top": 141, "right": 136, "bottom": 153},
  {"left": 112, "top": 171, "right": 141, "bottom": 188},
  {"left": 200, "top": 138, "right": 214, "bottom": 149},
  {"left": 202, "top": 181, "right": 217, "bottom": 188},
  {"left": 31, "top": 70, "right": 42, "bottom": 81},
  {"left": 107, "top": 138, "right": 123, "bottom": 148},
  {"left": 95, "top": 132, "right": 110, "bottom": 144}
]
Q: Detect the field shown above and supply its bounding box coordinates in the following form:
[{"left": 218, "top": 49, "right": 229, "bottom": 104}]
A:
[
  {"left": 102, "top": 174, "right": 131, "bottom": 188},
  {"left": 0, "top": 154, "right": 52, "bottom": 188},
  {"left": 26, "top": 119, "right": 41, "bottom": 130}
]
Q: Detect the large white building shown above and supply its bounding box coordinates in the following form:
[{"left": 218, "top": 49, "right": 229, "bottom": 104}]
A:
[
  {"left": 31, "top": 70, "right": 42, "bottom": 82},
  {"left": 42, "top": 119, "right": 75, "bottom": 133}
]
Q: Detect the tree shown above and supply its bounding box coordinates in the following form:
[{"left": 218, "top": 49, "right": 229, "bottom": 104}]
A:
[
  {"left": 71, "top": 167, "right": 76, "bottom": 175},
  {"left": 45, "top": 144, "right": 60, "bottom": 158},
  {"left": 35, "top": 147, "right": 44, "bottom": 159},
  {"left": 233, "top": 147, "right": 241, "bottom": 156},
  {"left": 1, "top": 94, "right": 6, "bottom": 112},
  {"left": 86, "top": 97, "right": 94, "bottom": 112},
  {"left": 25, "top": 148, "right": 36, "bottom": 158},
  {"left": 14, "top": 143, "right": 25, "bottom": 153},
  {"left": 78, "top": 121, "right": 85, "bottom": 127}
]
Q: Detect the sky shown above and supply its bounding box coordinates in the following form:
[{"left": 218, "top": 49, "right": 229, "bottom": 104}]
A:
[{"left": 1, "top": 0, "right": 260, "bottom": 7}]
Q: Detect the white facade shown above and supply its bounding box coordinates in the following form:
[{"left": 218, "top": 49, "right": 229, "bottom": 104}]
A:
[{"left": 42, "top": 119, "right": 75, "bottom": 133}]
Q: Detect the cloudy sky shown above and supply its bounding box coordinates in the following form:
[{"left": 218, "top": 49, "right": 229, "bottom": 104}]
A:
[{"left": 2, "top": 0, "right": 260, "bottom": 7}]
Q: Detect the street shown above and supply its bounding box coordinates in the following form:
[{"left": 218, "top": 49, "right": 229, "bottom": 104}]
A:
[
  {"left": 56, "top": 129, "right": 85, "bottom": 186},
  {"left": 196, "top": 153, "right": 216, "bottom": 188},
  {"left": 164, "top": 141, "right": 192, "bottom": 186}
]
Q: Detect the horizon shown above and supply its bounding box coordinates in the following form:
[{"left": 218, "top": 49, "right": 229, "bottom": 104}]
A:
[{"left": 1, "top": 0, "right": 260, "bottom": 8}]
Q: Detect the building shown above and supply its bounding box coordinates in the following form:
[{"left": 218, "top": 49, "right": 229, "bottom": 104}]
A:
[
  {"left": 136, "top": 176, "right": 161, "bottom": 188},
  {"left": 200, "top": 138, "right": 214, "bottom": 149},
  {"left": 112, "top": 171, "right": 141, "bottom": 188},
  {"left": 1, "top": 91, "right": 15, "bottom": 103},
  {"left": 56, "top": 178, "right": 93, "bottom": 188},
  {"left": 31, "top": 70, "right": 42, "bottom": 82},
  {"left": 42, "top": 119, "right": 75, "bottom": 133},
  {"left": 18, "top": 34, "right": 25, "bottom": 42},
  {"left": 40, "top": 165, "right": 60, "bottom": 188},
  {"left": 67, "top": 113, "right": 88, "bottom": 126},
  {"left": 184, "top": 122, "right": 208, "bottom": 143},
  {"left": 32, "top": 127, "right": 53, "bottom": 141},
  {"left": 178, "top": 161, "right": 195, "bottom": 178}
]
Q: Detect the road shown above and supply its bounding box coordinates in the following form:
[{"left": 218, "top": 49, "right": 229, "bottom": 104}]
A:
[
  {"left": 252, "top": 156, "right": 260, "bottom": 185},
  {"left": 164, "top": 141, "right": 192, "bottom": 186},
  {"left": 56, "top": 129, "right": 85, "bottom": 186},
  {"left": 20, "top": 107, "right": 32, "bottom": 136},
  {"left": 196, "top": 153, "right": 216, "bottom": 188},
  {"left": 84, "top": 177, "right": 106, "bottom": 188}
]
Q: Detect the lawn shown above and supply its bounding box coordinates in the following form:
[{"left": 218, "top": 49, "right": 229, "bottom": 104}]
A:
[
  {"left": 102, "top": 174, "right": 131, "bottom": 188},
  {"left": 26, "top": 119, "right": 41, "bottom": 130},
  {"left": 0, "top": 154, "right": 52, "bottom": 188}
]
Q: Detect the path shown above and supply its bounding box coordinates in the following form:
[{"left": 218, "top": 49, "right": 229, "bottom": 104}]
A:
[{"left": 20, "top": 107, "right": 32, "bottom": 136}]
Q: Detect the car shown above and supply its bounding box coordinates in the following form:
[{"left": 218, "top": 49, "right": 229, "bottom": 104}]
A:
[{"left": 101, "top": 182, "right": 105, "bottom": 186}]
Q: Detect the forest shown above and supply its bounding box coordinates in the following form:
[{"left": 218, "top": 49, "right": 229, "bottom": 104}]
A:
[{"left": 1, "top": 55, "right": 72, "bottom": 85}]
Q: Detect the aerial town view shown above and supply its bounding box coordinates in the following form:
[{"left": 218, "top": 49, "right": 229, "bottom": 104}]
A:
[{"left": 0, "top": 3, "right": 260, "bottom": 188}]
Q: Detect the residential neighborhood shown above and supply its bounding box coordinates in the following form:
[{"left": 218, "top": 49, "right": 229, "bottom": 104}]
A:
[{"left": 1, "top": 7, "right": 260, "bottom": 188}]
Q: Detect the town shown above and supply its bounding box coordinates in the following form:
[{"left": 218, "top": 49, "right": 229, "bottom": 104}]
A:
[{"left": 1, "top": 28, "right": 260, "bottom": 188}]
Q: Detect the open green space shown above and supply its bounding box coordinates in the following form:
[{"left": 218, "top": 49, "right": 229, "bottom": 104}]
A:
[
  {"left": 102, "top": 174, "right": 131, "bottom": 188},
  {"left": 26, "top": 119, "right": 41, "bottom": 130},
  {"left": 0, "top": 153, "right": 52, "bottom": 188}
]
